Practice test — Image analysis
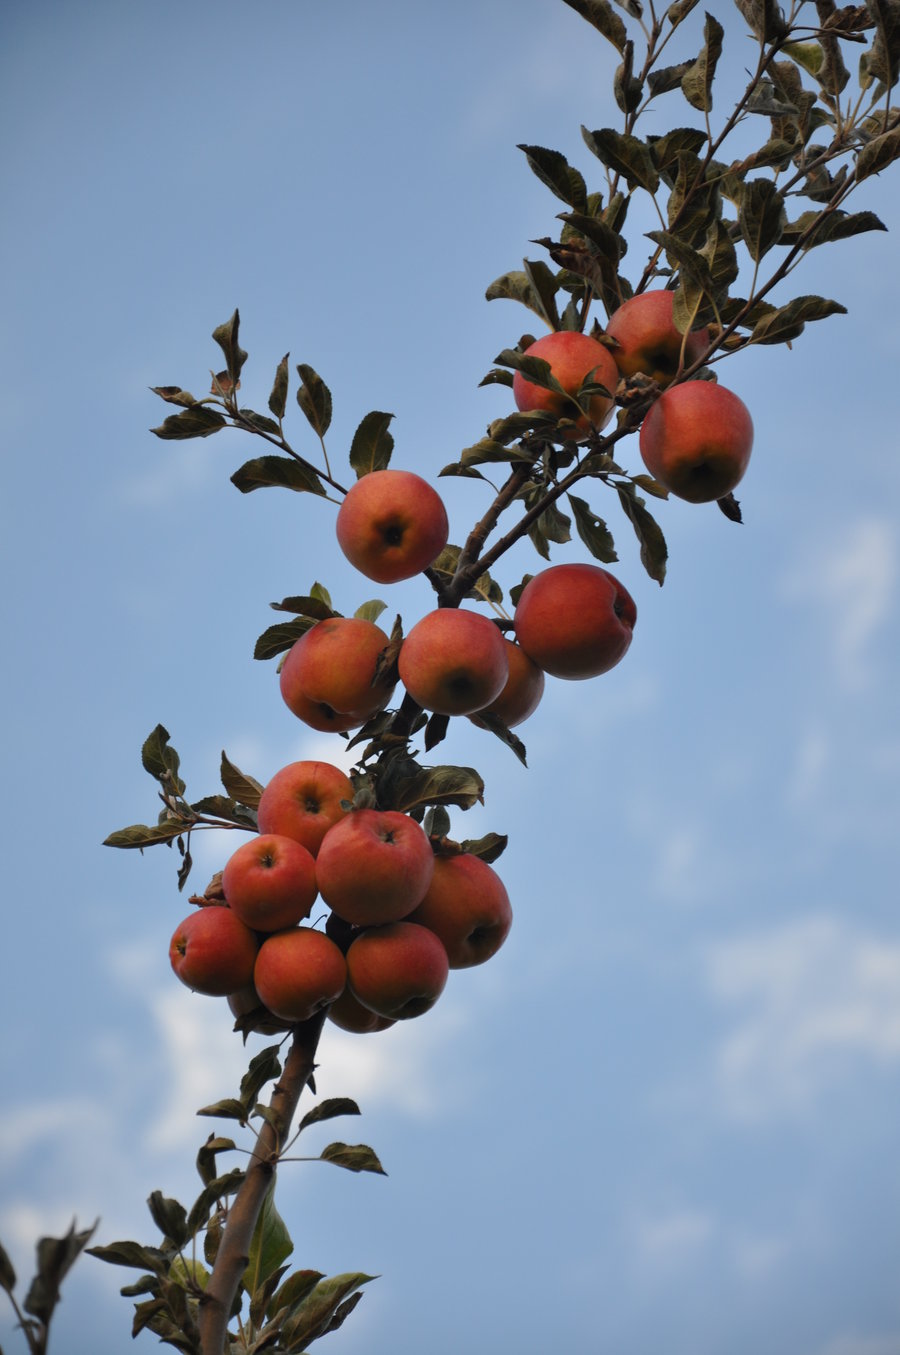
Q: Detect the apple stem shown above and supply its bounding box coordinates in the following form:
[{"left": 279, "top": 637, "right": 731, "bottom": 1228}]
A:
[{"left": 197, "top": 1012, "right": 326, "bottom": 1355}]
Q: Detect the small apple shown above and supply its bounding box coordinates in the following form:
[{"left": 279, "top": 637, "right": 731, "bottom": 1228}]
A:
[
  {"left": 407, "top": 852, "right": 512, "bottom": 968},
  {"left": 512, "top": 331, "right": 619, "bottom": 438},
  {"left": 639, "top": 379, "right": 753, "bottom": 503},
  {"left": 253, "top": 926, "right": 348, "bottom": 1023},
  {"left": 473, "top": 637, "right": 545, "bottom": 728},
  {"left": 316, "top": 809, "right": 435, "bottom": 926},
  {"left": 256, "top": 760, "right": 355, "bottom": 858},
  {"left": 398, "top": 608, "right": 509, "bottom": 716},
  {"left": 605, "top": 289, "right": 709, "bottom": 387},
  {"left": 346, "top": 921, "right": 449, "bottom": 1020},
  {"left": 222, "top": 833, "right": 318, "bottom": 932},
  {"left": 279, "top": 616, "right": 395, "bottom": 733},
  {"left": 227, "top": 983, "right": 293, "bottom": 1035},
  {"left": 327, "top": 985, "right": 396, "bottom": 1034},
  {"left": 514, "top": 562, "right": 636, "bottom": 679},
  {"left": 169, "top": 906, "right": 259, "bottom": 997},
  {"left": 336, "top": 469, "right": 449, "bottom": 584}
]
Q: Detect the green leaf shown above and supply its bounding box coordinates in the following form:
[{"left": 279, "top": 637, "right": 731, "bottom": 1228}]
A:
[
  {"left": 238, "top": 408, "right": 281, "bottom": 436},
  {"left": 667, "top": 0, "right": 701, "bottom": 25},
  {"left": 320, "top": 1142, "right": 387, "bottom": 1175},
  {"left": 392, "top": 764, "right": 485, "bottom": 814},
  {"left": 458, "top": 832, "right": 509, "bottom": 864},
  {"left": 185, "top": 1170, "right": 247, "bottom": 1238},
  {"left": 86, "top": 1240, "right": 168, "bottom": 1276},
  {"left": 298, "top": 1098, "right": 362, "bottom": 1133},
  {"left": 150, "top": 386, "right": 199, "bottom": 408},
  {"left": 220, "top": 752, "right": 263, "bottom": 809},
  {"left": 494, "top": 348, "right": 567, "bottom": 395},
  {"left": 518, "top": 144, "right": 588, "bottom": 209},
  {"left": 281, "top": 1273, "right": 377, "bottom": 1349},
  {"left": 469, "top": 710, "right": 528, "bottom": 766},
  {"left": 354, "top": 599, "right": 388, "bottom": 623},
  {"left": 568, "top": 494, "right": 618, "bottom": 562},
  {"left": 582, "top": 126, "right": 660, "bottom": 193},
  {"left": 485, "top": 270, "right": 559, "bottom": 328},
  {"left": 240, "top": 1045, "right": 283, "bottom": 1114},
  {"left": 190, "top": 795, "right": 255, "bottom": 827},
  {"left": 196, "top": 1135, "right": 237, "bottom": 1188},
  {"left": 146, "top": 1193, "right": 188, "bottom": 1249},
  {"left": 424, "top": 805, "right": 452, "bottom": 837},
  {"left": 151, "top": 406, "right": 227, "bottom": 440},
  {"left": 244, "top": 1184, "right": 293, "bottom": 1301},
  {"left": 458, "top": 438, "right": 535, "bottom": 469},
  {"left": 231, "top": 455, "right": 326, "bottom": 496},
  {"left": 212, "top": 310, "right": 248, "bottom": 385},
  {"left": 648, "top": 127, "right": 707, "bottom": 173},
  {"left": 271, "top": 594, "right": 337, "bottom": 619},
  {"left": 734, "top": 0, "right": 788, "bottom": 43},
  {"left": 647, "top": 60, "right": 694, "bottom": 97},
  {"left": 267, "top": 1268, "right": 324, "bottom": 1322},
  {"left": 856, "top": 124, "right": 900, "bottom": 179},
  {"left": 103, "top": 823, "right": 185, "bottom": 850},
  {"left": 616, "top": 483, "right": 667, "bottom": 584},
  {"left": 267, "top": 354, "right": 289, "bottom": 419},
  {"left": 196, "top": 1098, "right": 249, "bottom": 1123},
  {"left": 479, "top": 366, "right": 516, "bottom": 389},
  {"left": 349, "top": 411, "right": 394, "bottom": 478},
  {"left": 141, "top": 724, "right": 184, "bottom": 790},
  {"left": 779, "top": 208, "right": 888, "bottom": 248},
  {"left": 296, "top": 364, "right": 333, "bottom": 438},
  {"left": 310, "top": 581, "right": 333, "bottom": 608},
  {"left": 614, "top": 39, "right": 643, "bottom": 113},
  {"left": 738, "top": 179, "right": 786, "bottom": 261},
  {"left": 681, "top": 13, "right": 724, "bottom": 111},
  {"left": 749, "top": 294, "right": 847, "bottom": 344},
  {"left": 865, "top": 0, "right": 900, "bottom": 89},
  {"left": 561, "top": 0, "right": 628, "bottom": 50},
  {"left": 0, "top": 1241, "right": 16, "bottom": 1294},
  {"left": 253, "top": 617, "right": 315, "bottom": 661}
]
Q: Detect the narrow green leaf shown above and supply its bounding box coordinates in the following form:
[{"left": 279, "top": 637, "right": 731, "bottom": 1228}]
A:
[
  {"left": 103, "top": 823, "right": 185, "bottom": 849},
  {"left": 212, "top": 310, "right": 248, "bottom": 385},
  {"left": 320, "top": 1143, "right": 387, "bottom": 1175},
  {"left": 494, "top": 348, "right": 567, "bottom": 395},
  {"left": 616, "top": 484, "right": 667, "bottom": 584},
  {"left": 238, "top": 408, "right": 281, "bottom": 436},
  {"left": 310, "top": 581, "right": 333, "bottom": 609},
  {"left": 85, "top": 1240, "right": 167, "bottom": 1275},
  {"left": 749, "top": 294, "right": 847, "bottom": 344},
  {"left": 196, "top": 1099, "right": 249, "bottom": 1123},
  {"left": 231, "top": 455, "right": 326, "bottom": 496},
  {"left": 244, "top": 1184, "right": 293, "bottom": 1302},
  {"left": 240, "top": 1045, "right": 283, "bottom": 1114},
  {"left": 734, "top": 0, "right": 788, "bottom": 43},
  {"left": 667, "top": 0, "right": 701, "bottom": 24},
  {"left": 568, "top": 494, "right": 618, "bottom": 562},
  {"left": 298, "top": 1098, "right": 362, "bottom": 1133},
  {"left": 151, "top": 406, "right": 227, "bottom": 440},
  {"left": 681, "top": 13, "right": 724, "bottom": 111},
  {"left": 614, "top": 38, "right": 643, "bottom": 113},
  {"left": 268, "top": 354, "right": 289, "bottom": 419},
  {"left": 185, "top": 1170, "right": 247, "bottom": 1238},
  {"left": 296, "top": 364, "right": 333, "bottom": 437},
  {"left": 865, "top": 0, "right": 900, "bottom": 89},
  {"left": 349, "top": 411, "right": 394, "bottom": 478},
  {"left": 189, "top": 795, "right": 256, "bottom": 827},
  {"left": 522, "top": 259, "right": 562, "bottom": 331},
  {"left": 220, "top": 752, "right": 263, "bottom": 809},
  {"left": 648, "top": 127, "right": 707, "bottom": 173},
  {"left": 459, "top": 438, "right": 534, "bottom": 468},
  {"left": 281, "top": 1273, "right": 377, "bottom": 1349},
  {"left": 561, "top": 0, "right": 628, "bottom": 51},
  {"left": 779, "top": 208, "right": 888, "bottom": 248}
]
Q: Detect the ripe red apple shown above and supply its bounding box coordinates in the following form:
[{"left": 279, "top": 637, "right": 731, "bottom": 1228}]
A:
[
  {"left": 346, "top": 921, "right": 449, "bottom": 1020},
  {"left": 222, "top": 833, "right": 318, "bottom": 933},
  {"left": 398, "top": 608, "right": 509, "bottom": 716},
  {"left": 512, "top": 331, "right": 619, "bottom": 438},
  {"left": 473, "top": 637, "right": 545, "bottom": 728},
  {"left": 279, "top": 616, "right": 395, "bottom": 733},
  {"left": 256, "top": 760, "right": 355, "bottom": 858},
  {"left": 514, "top": 563, "right": 636, "bottom": 679},
  {"left": 407, "top": 852, "right": 512, "bottom": 968},
  {"left": 327, "top": 985, "right": 396, "bottom": 1034},
  {"left": 253, "top": 926, "right": 348, "bottom": 1023},
  {"left": 169, "top": 906, "right": 259, "bottom": 997},
  {"left": 605, "top": 289, "right": 709, "bottom": 387},
  {"left": 336, "top": 469, "right": 449, "bottom": 584},
  {"left": 316, "top": 809, "right": 435, "bottom": 926},
  {"left": 227, "top": 983, "right": 293, "bottom": 1035},
  {"left": 639, "top": 379, "right": 754, "bottom": 503}
]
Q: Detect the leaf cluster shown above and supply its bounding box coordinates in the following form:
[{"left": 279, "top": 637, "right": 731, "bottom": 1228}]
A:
[{"left": 0, "top": 1221, "right": 97, "bottom": 1355}]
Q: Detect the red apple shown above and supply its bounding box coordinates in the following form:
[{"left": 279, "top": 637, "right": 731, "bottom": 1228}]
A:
[
  {"left": 605, "top": 289, "right": 709, "bottom": 387},
  {"left": 169, "top": 906, "right": 259, "bottom": 997},
  {"left": 346, "top": 921, "right": 449, "bottom": 1020},
  {"left": 256, "top": 760, "right": 355, "bottom": 858},
  {"left": 639, "top": 379, "right": 754, "bottom": 503},
  {"left": 512, "top": 331, "right": 619, "bottom": 438},
  {"left": 336, "top": 469, "right": 449, "bottom": 584},
  {"left": 316, "top": 809, "right": 435, "bottom": 927},
  {"left": 279, "top": 616, "right": 395, "bottom": 733},
  {"left": 514, "top": 563, "right": 636, "bottom": 679},
  {"left": 407, "top": 852, "right": 512, "bottom": 968},
  {"left": 398, "top": 608, "right": 509, "bottom": 716},
  {"left": 253, "top": 926, "right": 348, "bottom": 1023},
  {"left": 227, "top": 983, "right": 293, "bottom": 1035},
  {"left": 222, "top": 833, "right": 318, "bottom": 933},
  {"left": 473, "top": 637, "right": 545, "bottom": 728},
  {"left": 327, "top": 985, "right": 396, "bottom": 1034}
]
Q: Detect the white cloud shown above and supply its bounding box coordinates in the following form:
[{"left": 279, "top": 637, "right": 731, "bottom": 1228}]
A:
[
  {"left": 633, "top": 1208, "right": 715, "bottom": 1262},
  {"left": 707, "top": 917, "right": 900, "bottom": 1121},
  {"left": 782, "top": 518, "right": 897, "bottom": 690}
]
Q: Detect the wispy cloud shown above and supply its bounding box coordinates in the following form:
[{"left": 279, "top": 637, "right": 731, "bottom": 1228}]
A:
[{"left": 707, "top": 916, "right": 900, "bottom": 1121}]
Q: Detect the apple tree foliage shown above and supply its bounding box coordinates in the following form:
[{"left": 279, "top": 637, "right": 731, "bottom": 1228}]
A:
[{"left": 6, "top": 2, "right": 900, "bottom": 1352}]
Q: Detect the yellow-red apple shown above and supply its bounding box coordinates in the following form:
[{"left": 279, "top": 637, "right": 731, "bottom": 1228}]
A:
[
  {"left": 346, "top": 921, "right": 449, "bottom": 1020},
  {"left": 336, "top": 469, "right": 449, "bottom": 584},
  {"left": 327, "top": 985, "right": 396, "bottom": 1034},
  {"left": 473, "top": 637, "right": 545, "bottom": 728},
  {"left": 256, "top": 760, "right": 355, "bottom": 858},
  {"left": 512, "top": 331, "right": 619, "bottom": 437},
  {"left": 222, "top": 833, "right": 318, "bottom": 933},
  {"left": 605, "top": 289, "right": 709, "bottom": 386},
  {"left": 407, "top": 852, "right": 512, "bottom": 968},
  {"left": 639, "top": 379, "right": 753, "bottom": 503},
  {"left": 316, "top": 809, "right": 435, "bottom": 926},
  {"left": 398, "top": 608, "right": 509, "bottom": 716},
  {"left": 279, "top": 616, "right": 395, "bottom": 733},
  {"left": 514, "top": 562, "right": 636, "bottom": 679},
  {"left": 169, "top": 906, "right": 259, "bottom": 997},
  {"left": 253, "top": 926, "right": 347, "bottom": 1023}
]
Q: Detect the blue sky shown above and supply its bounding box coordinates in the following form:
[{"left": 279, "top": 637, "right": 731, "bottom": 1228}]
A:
[{"left": 2, "top": 2, "right": 899, "bottom": 1353}]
